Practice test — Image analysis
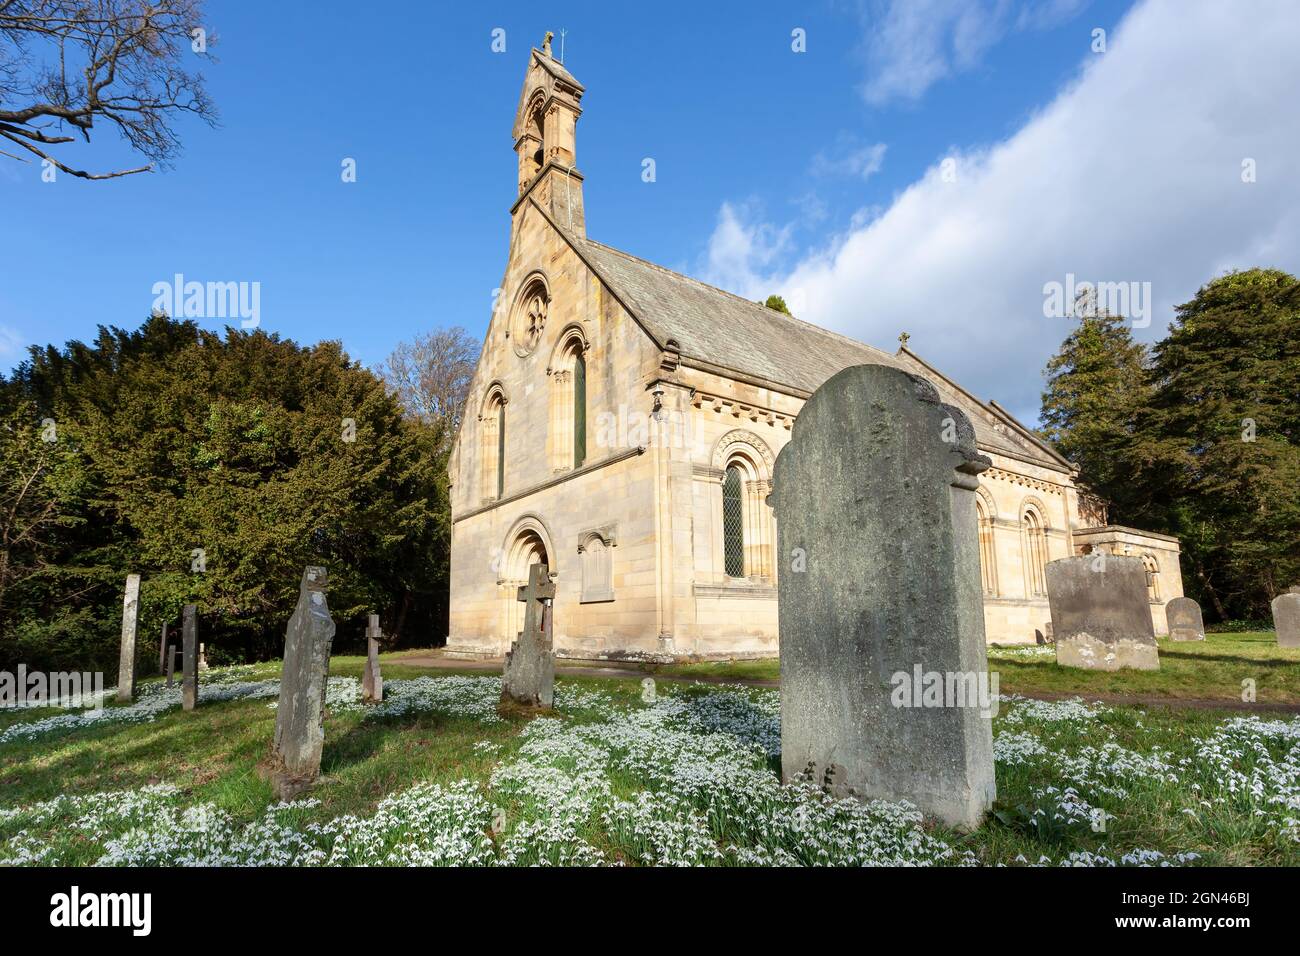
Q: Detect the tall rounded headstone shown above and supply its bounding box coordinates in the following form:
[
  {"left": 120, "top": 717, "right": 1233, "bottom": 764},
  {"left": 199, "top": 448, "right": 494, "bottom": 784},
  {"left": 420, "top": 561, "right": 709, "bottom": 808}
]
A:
[
  {"left": 770, "top": 363, "right": 996, "bottom": 830},
  {"left": 1273, "top": 591, "right": 1300, "bottom": 649},
  {"left": 1047, "top": 555, "right": 1159, "bottom": 670},
  {"left": 1164, "top": 596, "right": 1205, "bottom": 642},
  {"left": 269, "top": 566, "right": 336, "bottom": 800},
  {"left": 116, "top": 573, "right": 141, "bottom": 702}
]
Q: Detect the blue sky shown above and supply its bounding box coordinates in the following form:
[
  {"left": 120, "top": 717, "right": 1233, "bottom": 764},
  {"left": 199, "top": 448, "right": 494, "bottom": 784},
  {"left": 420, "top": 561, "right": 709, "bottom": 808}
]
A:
[{"left": 3, "top": 0, "right": 1297, "bottom": 421}]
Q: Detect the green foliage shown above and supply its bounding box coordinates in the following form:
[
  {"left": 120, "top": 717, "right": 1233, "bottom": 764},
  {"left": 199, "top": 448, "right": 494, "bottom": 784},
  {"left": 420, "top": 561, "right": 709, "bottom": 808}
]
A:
[
  {"left": 761, "top": 294, "right": 792, "bottom": 316},
  {"left": 0, "top": 315, "right": 451, "bottom": 670},
  {"left": 1040, "top": 309, "right": 1151, "bottom": 518},
  {"left": 1041, "top": 268, "right": 1300, "bottom": 620}
]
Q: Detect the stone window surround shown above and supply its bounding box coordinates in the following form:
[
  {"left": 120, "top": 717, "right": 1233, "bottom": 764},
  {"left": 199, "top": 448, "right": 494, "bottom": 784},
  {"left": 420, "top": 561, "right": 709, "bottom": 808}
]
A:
[{"left": 576, "top": 525, "right": 617, "bottom": 603}]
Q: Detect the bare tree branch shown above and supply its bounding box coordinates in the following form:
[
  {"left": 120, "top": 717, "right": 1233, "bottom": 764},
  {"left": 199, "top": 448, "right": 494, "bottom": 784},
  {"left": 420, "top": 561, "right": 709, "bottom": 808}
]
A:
[{"left": 0, "top": 0, "right": 216, "bottom": 179}]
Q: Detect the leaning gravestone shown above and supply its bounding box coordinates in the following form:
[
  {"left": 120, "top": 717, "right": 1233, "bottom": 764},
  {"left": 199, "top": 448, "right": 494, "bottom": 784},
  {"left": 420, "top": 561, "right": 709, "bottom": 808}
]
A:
[
  {"left": 1165, "top": 596, "right": 1205, "bottom": 642},
  {"left": 181, "top": 604, "right": 199, "bottom": 710},
  {"left": 362, "top": 614, "right": 384, "bottom": 703},
  {"left": 116, "top": 573, "right": 141, "bottom": 702},
  {"left": 1047, "top": 555, "right": 1159, "bottom": 670},
  {"left": 770, "top": 363, "right": 996, "bottom": 829},
  {"left": 269, "top": 566, "right": 337, "bottom": 800},
  {"left": 1273, "top": 591, "right": 1300, "bottom": 649},
  {"left": 500, "top": 563, "right": 556, "bottom": 710}
]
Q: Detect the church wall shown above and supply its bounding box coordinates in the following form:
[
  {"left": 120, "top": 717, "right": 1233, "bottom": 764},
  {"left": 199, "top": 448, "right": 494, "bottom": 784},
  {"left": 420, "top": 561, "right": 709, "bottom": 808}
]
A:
[{"left": 447, "top": 203, "right": 666, "bottom": 656}]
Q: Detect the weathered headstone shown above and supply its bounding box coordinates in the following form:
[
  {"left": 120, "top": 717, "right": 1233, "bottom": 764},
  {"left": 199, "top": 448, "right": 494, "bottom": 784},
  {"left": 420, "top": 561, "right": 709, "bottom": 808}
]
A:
[
  {"left": 769, "top": 363, "right": 996, "bottom": 829},
  {"left": 158, "top": 622, "right": 169, "bottom": 675},
  {"left": 1047, "top": 555, "right": 1159, "bottom": 670},
  {"left": 1273, "top": 591, "right": 1300, "bottom": 649},
  {"left": 500, "top": 563, "right": 556, "bottom": 710},
  {"left": 1165, "top": 596, "right": 1205, "bottom": 642},
  {"left": 181, "top": 604, "right": 199, "bottom": 710},
  {"left": 362, "top": 614, "right": 384, "bottom": 703},
  {"left": 167, "top": 646, "right": 178, "bottom": 687},
  {"left": 116, "top": 573, "right": 141, "bottom": 702},
  {"left": 269, "top": 566, "right": 337, "bottom": 800},
  {"left": 198, "top": 643, "right": 209, "bottom": 672}
]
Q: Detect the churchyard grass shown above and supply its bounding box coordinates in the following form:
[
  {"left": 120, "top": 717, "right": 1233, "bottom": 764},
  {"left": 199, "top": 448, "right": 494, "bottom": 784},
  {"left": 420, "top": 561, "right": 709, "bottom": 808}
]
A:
[
  {"left": 646, "top": 632, "right": 1300, "bottom": 703},
  {"left": 3, "top": 648, "right": 1300, "bottom": 866}
]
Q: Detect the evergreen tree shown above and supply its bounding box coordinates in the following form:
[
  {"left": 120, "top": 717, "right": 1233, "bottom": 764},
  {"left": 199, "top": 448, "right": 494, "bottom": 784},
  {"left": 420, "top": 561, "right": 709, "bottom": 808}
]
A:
[
  {"left": 1142, "top": 269, "right": 1300, "bottom": 618},
  {"left": 1040, "top": 306, "right": 1151, "bottom": 519}
]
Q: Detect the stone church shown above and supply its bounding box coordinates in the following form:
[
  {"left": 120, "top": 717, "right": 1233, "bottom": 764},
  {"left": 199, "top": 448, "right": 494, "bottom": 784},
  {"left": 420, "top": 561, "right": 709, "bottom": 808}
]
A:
[{"left": 445, "top": 40, "right": 1183, "bottom": 660}]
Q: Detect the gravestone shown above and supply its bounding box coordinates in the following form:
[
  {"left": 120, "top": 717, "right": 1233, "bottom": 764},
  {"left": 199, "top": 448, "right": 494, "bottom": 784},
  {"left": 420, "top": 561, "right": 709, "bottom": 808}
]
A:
[
  {"left": 1165, "top": 597, "right": 1205, "bottom": 642},
  {"left": 500, "top": 563, "right": 555, "bottom": 710},
  {"left": 116, "top": 574, "right": 141, "bottom": 702},
  {"left": 181, "top": 604, "right": 199, "bottom": 710},
  {"left": 769, "top": 363, "right": 996, "bottom": 829},
  {"left": 167, "top": 647, "right": 178, "bottom": 687},
  {"left": 269, "top": 566, "right": 337, "bottom": 800},
  {"left": 362, "top": 614, "right": 383, "bottom": 703},
  {"left": 198, "top": 643, "right": 209, "bottom": 672},
  {"left": 1047, "top": 555, "right": 1158, "bottom": 670},
  {"left": 158, "top": 622, "right": 169, "bottom": 675},
  {"left": 1273, "top": 591, "right": 1300, "bottom": 649}
]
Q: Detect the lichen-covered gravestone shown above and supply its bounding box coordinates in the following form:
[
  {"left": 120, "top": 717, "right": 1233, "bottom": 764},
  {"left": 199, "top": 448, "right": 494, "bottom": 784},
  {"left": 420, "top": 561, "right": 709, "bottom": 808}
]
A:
[
  {"left": 1047, "top": 555, "right": 1159, "bottom": 670},
  {"left": 181, "top": 604, "right": 199, "bottom": 710},
  {"left": 1165, "top": 596, "right": 1205, "bottom": 642},
  {"left": 116, "top": 573, "right": 141, "bottom": 702},
  {"left": 269, "top": 566, "right": 337, "bottom": 800},
  {"left": 1273, "top": 591, "right": 1300, "bottom": 649},
  {"left": 500, "top": 563, "right": 555, "bottom": 710},
  {"left": 770, "top": 363, "right": 996, "bottom": 829},
  {"left": 362, "top": 614, "right": 383, "bottom": 703}
]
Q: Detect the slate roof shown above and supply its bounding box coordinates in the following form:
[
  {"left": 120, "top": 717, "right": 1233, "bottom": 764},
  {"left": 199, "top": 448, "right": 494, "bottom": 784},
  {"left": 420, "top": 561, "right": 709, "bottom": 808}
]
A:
[{"left": 554, "top": 219, "right": 1071, "bottom": 471}]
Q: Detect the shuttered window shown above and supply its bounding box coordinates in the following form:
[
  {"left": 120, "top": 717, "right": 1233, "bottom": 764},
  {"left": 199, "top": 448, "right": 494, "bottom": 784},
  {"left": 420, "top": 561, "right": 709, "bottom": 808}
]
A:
[{"left": 723, "top": 465, "right": 745, "bottom": 577}]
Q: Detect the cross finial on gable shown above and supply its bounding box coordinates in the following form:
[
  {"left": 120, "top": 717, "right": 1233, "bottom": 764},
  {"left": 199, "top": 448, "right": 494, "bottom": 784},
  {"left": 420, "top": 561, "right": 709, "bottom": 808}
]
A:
[{"left": 898, "top": 331, "right": 911, "bottom": 348}]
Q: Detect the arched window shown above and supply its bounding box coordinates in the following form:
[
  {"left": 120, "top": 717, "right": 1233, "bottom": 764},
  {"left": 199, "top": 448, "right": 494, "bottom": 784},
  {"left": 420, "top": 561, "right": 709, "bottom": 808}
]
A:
[
  {"left": 1022, "top": 507, "right": 1048, "bottom": 597},
  {"left": 722, "top": 465, "right": 745, "bottom": 577},
  {"left": 1142, "top": 553, "right": 1160, "bottom": 602},
  {"left": 976, "top": 499, "right": 998, "bottom": 596},
  {"left": 573, "top": 352, "right": 586, "bottom": 468},
  {"left": 481, "top": 390, "right": 506, "bottom": 500},
  {"left": 551, "top": 330, "right": 588, "bottom": 471}
]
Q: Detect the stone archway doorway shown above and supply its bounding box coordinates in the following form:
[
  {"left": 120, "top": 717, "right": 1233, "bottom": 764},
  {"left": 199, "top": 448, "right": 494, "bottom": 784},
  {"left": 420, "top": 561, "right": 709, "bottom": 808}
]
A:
[{"left": 502, "top": 529, "right": 550, "bottom": 643}]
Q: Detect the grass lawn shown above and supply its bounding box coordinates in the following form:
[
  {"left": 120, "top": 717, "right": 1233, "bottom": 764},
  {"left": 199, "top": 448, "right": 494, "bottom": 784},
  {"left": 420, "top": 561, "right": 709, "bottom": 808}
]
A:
[
  {"left": 645, "top": 632, "right": 1300, "bottom": 703},
  {"left": 1, "top": 646, "right": 1298, "bottom": 866}
]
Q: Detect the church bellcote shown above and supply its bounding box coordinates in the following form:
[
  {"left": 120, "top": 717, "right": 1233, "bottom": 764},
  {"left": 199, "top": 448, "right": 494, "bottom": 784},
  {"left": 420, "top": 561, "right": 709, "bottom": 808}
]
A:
[{"left": 511, "top": 32, "right": 586, "bottom": 236}]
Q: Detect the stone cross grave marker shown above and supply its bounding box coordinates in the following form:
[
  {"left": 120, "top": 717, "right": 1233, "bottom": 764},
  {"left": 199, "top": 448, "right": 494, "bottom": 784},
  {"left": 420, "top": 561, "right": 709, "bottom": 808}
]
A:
[
  {"left": 769, "top": 363, "right": 996, "bottom": 829},
  {"left": 1273, "top": 591, "right": 1300, "bottom": 649},
  {"left": 1047, "top": 555, "right": 1159, "bottom": 670},
  {"left": 116, "top": 573, "right": 141, "bottom": 702},
  {"left": 362, "top": 614, "right": 384, "bottom": 703},
  {"left": 269, "top": 566, "right": 336, "bottom": 800},
  {"left": 1165, "top": 596, "right": 1205, "bottom": 642},
  {"left": 501, "top": 563, "right": 556, "bottom": 710},
  {"left": 181, "top": 604, "right": 199, "bottom": 710}
]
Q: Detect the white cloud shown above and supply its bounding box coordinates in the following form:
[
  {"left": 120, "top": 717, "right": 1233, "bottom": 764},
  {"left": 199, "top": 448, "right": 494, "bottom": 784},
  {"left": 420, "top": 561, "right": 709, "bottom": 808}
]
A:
[
  {"left": 860, "top": 0, "right": 1088, "bottom": 105},
  {"left": 704, "top": 0, "right": 1300, "bottom": 422},
  {"left": 812, "top": 141, "right": 888, "bottom": 181},
  {"left": 0, "top": 325, "right": 23, "bottom": 362}
]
